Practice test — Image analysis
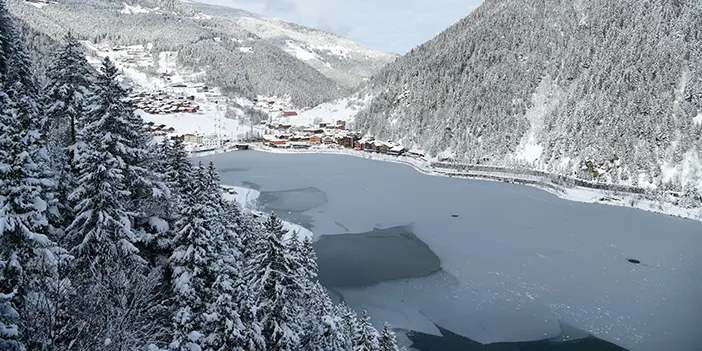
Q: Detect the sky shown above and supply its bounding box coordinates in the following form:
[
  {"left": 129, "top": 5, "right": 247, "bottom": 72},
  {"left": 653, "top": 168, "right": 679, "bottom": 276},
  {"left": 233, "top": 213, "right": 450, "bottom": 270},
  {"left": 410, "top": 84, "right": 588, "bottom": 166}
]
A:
[{"left": 197, "top": 0, "right": 484, "bottom": 54}]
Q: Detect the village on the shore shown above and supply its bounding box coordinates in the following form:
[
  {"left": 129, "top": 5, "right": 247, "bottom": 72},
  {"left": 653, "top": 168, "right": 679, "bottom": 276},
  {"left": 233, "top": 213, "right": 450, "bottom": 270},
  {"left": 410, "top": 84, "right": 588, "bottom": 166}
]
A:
[
  {"left": 257, "top": 119, "right": 425, "bottom": 158},
  {"left": 86, "top": 41, "right": 424, "bottom": 159}
]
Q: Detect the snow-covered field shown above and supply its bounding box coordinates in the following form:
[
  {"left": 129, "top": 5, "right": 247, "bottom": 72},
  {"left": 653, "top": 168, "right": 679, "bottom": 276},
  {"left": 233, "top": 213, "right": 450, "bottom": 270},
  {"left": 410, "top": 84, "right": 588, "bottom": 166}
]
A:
[
  {"left": 81, "top": 41, "right": 258, "bottom": 142},
  {"left": 274, "top": 94, "right": 370, "bottom": 127}
]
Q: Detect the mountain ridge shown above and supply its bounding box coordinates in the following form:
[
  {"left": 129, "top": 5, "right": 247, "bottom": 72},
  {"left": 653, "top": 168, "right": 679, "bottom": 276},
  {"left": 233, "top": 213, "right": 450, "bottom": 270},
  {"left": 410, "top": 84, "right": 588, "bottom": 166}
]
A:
[{"left": 353, "top": 0, "right": 702, "bottom": 205}]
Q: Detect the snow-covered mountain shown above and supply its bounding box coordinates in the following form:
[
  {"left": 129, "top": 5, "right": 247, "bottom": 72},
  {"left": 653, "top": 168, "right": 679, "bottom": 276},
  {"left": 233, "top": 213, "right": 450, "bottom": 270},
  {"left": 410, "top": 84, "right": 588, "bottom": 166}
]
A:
[
  {"left": 351, "top": 0, "right": 702, "bottom": 205},
  {"left": 191, "top": 2, "right": 396, "bottom": 90},
  {"left": 7, "top": 0, "right": 396, "bottom": 106}
]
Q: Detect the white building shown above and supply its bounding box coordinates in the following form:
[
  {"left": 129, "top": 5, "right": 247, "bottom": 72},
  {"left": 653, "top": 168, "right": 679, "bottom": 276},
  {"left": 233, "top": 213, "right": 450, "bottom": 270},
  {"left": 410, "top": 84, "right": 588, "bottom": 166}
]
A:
[{"left": 202, "top": 135, "right": 220, "bottom": 148}]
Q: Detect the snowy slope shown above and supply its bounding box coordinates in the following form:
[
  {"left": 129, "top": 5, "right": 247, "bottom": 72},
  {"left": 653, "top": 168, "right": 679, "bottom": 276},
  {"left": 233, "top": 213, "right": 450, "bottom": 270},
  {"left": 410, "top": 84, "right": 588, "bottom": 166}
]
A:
[
  {"left": 354, "top": 0, "right": 702, "bottom": 207},
  {"left": 81, "top": 42, "right": 257, "bottom": 142},
  {"left": 187, "top": 2, "right": 398, "bottom": 90},
  {"left": 272, "top": 94, "right": 371, "bottom": 127},
  {"left": 229, "top": 14, "right": 396, "bottom": 89}
]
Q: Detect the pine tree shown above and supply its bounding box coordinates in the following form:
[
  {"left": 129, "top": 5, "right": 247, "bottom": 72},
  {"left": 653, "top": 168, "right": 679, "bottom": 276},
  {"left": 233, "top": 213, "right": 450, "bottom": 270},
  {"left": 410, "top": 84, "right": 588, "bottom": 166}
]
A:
[
  {"left": 169, "top": 165, "right": 218, "bottom": 350},
  {"left": 305, "top": 284, "right": 352, "bottom": 351},
  {"left": 300, "top": 235, "right": 318, "bottom": 281},
  {"left": 0, "top": 257, "right": 22, "bottom": 351},
  {"left": 65, "top": 57, "right": 144, "bottom": 270},
  {"left": 245, "top": 214, "right": 305, "bottom": 351},
  {"left": 201, "top": 163, "right": 247, "bottom": 350},
  {"left": 42, "top": 32, "right": 95, "bottom": 231},
  {"left": 163, "top": 138, "right": 193, "bottom": 195},
  {"left": 63, "top": 57, "right": 168, "bottom": 349},
  {"left": 337, "top": 303, "right": 360, "bottom": 348},
  {"left": 378, "top": 323, "right": 399, "bottom": 351},
  {"left": 0, "top": 11, "right": 62, "bottom": 347},
  {"left": 44, "top": 32, "right": 94, "bottom": 147},
  {"left": 354, "top": 311, "right": 380, "bottom": 351}
]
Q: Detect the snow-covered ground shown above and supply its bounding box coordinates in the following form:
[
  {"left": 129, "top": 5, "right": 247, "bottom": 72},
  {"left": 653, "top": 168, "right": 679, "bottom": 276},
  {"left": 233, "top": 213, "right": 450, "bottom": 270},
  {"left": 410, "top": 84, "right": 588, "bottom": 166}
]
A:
[
  {"left": 233, "top": 16, "right": 394, "bottom": 62},
  {"left": 514, "top": 75, "right": 562, "bottom": 164},
  {"left": 119, "top": 3, "right": 155, "bottom": 14},
  {"left": 694, "top": 112, "right": 702, "bottom": 125},
  {"left": 221, "top": 185, "right": 314, "bottom": 241},
  {"left": 272, "top": 94, "right": 370, "bottom": 127},
  {"left": 81, "top": 41, "right": 257, "bottom": 142}
]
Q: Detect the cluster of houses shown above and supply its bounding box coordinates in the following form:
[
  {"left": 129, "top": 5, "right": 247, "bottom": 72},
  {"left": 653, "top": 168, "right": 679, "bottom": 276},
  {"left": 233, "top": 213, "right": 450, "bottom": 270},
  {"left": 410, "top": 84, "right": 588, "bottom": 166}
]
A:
[
  {"left": 126, "top": 90, "right": 200, "bottom": 114},
  {"left": 144, "top": 121, "right": 176, "bottom": 136},
  {"left": 261, "top": 120, "right": 424, "bottom": 158}
]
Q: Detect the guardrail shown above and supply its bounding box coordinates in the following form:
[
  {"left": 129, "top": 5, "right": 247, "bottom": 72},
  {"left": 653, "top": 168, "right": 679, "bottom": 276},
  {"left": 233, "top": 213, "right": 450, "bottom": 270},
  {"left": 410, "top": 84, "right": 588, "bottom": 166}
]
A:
[{"left": 430, "top": 162, "right": 649, "bottom": 195}]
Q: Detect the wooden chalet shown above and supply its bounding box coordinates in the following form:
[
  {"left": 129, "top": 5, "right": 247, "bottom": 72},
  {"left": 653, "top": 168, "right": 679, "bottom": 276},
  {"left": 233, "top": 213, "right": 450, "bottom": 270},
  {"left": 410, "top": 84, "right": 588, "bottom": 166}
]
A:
[
  {"left": 388, "top": 145, "right": 408, "bottom": 155},
  {"left": 377, "top": 143, "right": 392, "bottom": 154},
  {"left": 303, "top": 128, "right": 324, "bottom": 134}
]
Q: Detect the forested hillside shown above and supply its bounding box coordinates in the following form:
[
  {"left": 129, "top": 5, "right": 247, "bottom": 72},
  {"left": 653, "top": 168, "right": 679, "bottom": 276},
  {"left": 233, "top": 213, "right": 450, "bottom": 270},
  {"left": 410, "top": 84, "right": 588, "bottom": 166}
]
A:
[
  {"left": 356, "top": 0, "right": 702, "bottom": 204},
  {"left": 6, "top": 0, "right": 395, "bottom": 106},
  {"left": 0, "top": 2, "right": 400, "bottom": 349}
]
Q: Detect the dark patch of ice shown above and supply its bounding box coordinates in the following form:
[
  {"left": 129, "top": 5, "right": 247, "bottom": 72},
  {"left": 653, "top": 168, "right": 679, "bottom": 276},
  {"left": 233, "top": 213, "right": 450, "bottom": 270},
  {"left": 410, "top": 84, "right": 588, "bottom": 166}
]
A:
[{"left": 314, "top": 225, "right": 441, "bottom": 287}]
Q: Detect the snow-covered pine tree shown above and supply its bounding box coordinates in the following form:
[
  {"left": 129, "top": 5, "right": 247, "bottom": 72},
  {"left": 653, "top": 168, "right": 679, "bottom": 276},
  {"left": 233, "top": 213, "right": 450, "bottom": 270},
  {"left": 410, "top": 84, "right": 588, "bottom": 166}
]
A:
[
  {"left": 43, "top": 32, "right": 93, "bottom": 148},
  {"left": 378, "top": 323, "right": 399, "bottom": 351},
  {"left": 0, "top": 8, "right": 67, "bottom": 348},
  {"left": 65, "top": 56, "right": 145, "bottom": 271},
  {"left": 169, "top": 163, "right": 219, "bottom": 350},
  {"left": 337, "top": 303, "right": 360, "bottom": 347},
  {"left": 64, "top": 57, "right": 167, "bottom": 350},
  {"left": 284, "top": 229, "right": 321, "bottom": 337},
  {"left": 354, "top": 310, "right": 380, "bottom": 351},
  {"left": 245, "top": 214, "right": 305, "bottom": 351},
  {"left": 0, "top": 257, "right": 22, "bottom": 351},
  {"left": 200, "top": 162, "right": 248, "bottom": 350},
  {"left": 300, "top": 235, "right": 318, "bottom": 282},
  {"left": 42, "top": 32, "right": 95, "bottom": 232},
  {"left": 305, "top": 283, "right": 352, "bottom": 351},
  {"left": 90, "top": 57, "right": 171, "bottom": 253},
  {"left": 163, "top": 138, "right": 193, "bottom": 195}
]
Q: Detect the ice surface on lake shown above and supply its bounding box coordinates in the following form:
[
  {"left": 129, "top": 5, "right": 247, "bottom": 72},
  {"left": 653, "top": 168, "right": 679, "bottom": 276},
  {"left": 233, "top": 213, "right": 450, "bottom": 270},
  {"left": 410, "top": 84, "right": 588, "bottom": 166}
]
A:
[{"left": 203, "top": 151, "right": 702, "bottom": 351}]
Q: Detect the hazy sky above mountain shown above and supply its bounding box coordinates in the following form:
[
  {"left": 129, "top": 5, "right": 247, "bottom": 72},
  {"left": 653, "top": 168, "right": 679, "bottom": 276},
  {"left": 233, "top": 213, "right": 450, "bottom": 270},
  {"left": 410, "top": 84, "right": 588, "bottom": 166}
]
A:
[{"left": 197, "top": 0, "right": 484, "bottom": 54}]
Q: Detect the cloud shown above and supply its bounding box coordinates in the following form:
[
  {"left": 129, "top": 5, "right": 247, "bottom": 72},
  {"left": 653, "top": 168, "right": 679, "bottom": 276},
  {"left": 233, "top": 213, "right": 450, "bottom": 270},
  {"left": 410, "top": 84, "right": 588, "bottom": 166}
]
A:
[{"left": 262, "top": 0, "right": 297, "bottom": 15}]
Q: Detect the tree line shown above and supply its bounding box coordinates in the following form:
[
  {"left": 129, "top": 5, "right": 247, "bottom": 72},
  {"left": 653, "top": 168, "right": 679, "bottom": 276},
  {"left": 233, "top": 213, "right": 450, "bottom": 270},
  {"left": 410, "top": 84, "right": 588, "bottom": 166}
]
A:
[{"left": 0, "top": 2, "right": 400, "bottom": 350}]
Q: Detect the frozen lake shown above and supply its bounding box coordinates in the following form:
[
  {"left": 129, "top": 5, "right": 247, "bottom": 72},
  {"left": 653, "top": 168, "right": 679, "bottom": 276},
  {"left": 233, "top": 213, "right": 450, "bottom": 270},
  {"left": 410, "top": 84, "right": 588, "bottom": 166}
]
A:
[{"left": 201, "top": 151, "right": 702, "bottom": 351}]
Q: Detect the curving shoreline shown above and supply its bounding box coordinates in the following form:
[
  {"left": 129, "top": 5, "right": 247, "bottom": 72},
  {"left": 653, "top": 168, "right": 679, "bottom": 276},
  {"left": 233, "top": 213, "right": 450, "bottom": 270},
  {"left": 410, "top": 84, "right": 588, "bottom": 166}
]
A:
[{"left": 196, "top": 144, "right": 702, "bottom": 223}]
